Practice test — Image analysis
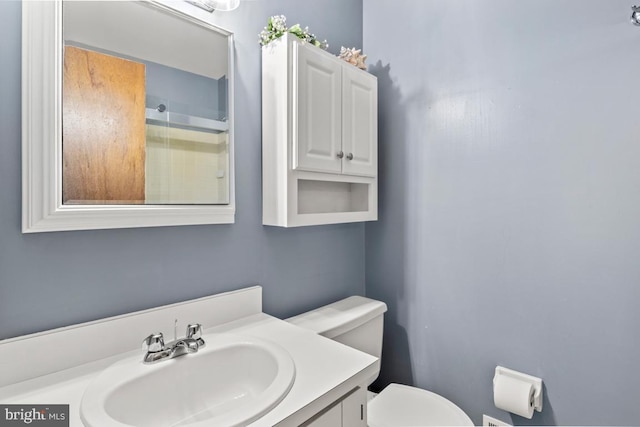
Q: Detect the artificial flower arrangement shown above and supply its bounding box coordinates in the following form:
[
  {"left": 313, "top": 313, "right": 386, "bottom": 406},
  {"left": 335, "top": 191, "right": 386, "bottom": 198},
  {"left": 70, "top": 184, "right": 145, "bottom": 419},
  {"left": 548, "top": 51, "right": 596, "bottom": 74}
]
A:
[
  {"left": 259, "top": 15, "right": 369, "bottom": 71},
  {"left": 259, "top": 15, "right": 328, "bottom": 50}
]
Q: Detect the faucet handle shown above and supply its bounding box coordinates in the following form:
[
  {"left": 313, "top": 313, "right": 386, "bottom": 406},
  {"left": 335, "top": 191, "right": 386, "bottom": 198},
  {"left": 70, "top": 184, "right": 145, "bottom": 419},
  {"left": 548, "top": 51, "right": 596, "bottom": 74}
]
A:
[
  {"left": 186, "top": 324, "right": 203, "bottom": 340},
  {"left": 142, "top": 332, "right": 165, "bottom": 353},
  {"left": 186, "top": 324, "right": 205, "bottom": 348}
]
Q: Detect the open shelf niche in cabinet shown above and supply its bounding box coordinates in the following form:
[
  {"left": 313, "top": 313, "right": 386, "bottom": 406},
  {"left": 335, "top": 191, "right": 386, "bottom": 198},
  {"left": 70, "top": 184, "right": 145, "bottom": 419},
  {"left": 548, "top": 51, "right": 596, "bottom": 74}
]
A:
[{"left": 262, "top": 33, "right": 378, "bottom": 227}]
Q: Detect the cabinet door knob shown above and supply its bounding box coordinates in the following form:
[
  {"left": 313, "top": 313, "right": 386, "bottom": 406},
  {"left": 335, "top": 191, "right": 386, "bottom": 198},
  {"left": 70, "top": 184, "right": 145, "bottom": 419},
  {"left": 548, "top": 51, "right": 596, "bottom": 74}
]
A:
[
  {"left": 336, "top": 151, "right": 344, "bottom": 159},
  {"left": 346, "top": 153, "right": 354, "bottom": 160}
]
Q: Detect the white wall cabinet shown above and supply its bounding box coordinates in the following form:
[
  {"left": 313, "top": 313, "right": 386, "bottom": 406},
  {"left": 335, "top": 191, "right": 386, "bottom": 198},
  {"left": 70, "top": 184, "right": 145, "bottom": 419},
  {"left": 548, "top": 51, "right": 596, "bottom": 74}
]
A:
[{"left": 262, "top": 33, "right": 378, "bottom": 227}]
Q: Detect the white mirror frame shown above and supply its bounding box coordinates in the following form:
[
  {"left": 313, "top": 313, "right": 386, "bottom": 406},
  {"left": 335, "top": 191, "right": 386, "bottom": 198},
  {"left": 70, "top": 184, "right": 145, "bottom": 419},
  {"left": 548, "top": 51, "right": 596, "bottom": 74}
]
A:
[{"left": 22, "top": 1, "right": 235, "bottom": 233}]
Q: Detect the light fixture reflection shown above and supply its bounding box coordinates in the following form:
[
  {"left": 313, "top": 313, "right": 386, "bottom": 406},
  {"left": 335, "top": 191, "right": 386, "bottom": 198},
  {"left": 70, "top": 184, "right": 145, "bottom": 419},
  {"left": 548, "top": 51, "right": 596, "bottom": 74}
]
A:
[
  {"left": 632, "top": 5, "right": 640, "bottom": 26},
  {"left": 186, "top": 0, "right": 240, "bottom": 13}
]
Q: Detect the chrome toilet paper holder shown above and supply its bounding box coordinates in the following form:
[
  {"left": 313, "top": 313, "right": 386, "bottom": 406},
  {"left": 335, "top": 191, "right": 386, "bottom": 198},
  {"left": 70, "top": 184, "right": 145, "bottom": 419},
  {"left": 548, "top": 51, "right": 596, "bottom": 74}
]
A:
[{"left": 493, "top": 366, "right": 543, "bottom": 414}]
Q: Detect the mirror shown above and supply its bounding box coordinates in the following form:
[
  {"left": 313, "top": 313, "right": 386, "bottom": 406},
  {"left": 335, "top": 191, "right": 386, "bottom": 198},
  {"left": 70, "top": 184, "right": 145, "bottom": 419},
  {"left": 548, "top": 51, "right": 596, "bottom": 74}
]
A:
[
  {"left": 62, "top": 1, "right": 230, "bottom": 206},
  {"left": 22, "top": 1, "right": 235, "bottom": 232}
]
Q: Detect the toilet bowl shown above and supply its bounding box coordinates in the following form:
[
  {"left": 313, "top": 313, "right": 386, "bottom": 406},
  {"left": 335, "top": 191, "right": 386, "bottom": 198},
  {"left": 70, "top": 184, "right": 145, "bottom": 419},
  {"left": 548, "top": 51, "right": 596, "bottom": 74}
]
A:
[{"left": 287, "top": 296, "right": 473, "bottom": 427}]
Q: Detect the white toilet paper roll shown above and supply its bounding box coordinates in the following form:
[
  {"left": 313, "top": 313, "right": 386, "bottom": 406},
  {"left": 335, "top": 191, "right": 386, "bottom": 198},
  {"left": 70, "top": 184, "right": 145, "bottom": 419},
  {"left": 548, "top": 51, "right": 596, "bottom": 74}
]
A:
[{"left": 493, "top": 374, "right": 535, "bottom": 419}]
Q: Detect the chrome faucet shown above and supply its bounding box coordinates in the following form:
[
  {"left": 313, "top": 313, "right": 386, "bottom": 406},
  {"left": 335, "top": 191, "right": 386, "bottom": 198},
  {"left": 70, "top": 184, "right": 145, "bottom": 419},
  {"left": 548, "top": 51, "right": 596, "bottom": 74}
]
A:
[{"left": 142, "top": 323, "right": 205, "bottom": 364}]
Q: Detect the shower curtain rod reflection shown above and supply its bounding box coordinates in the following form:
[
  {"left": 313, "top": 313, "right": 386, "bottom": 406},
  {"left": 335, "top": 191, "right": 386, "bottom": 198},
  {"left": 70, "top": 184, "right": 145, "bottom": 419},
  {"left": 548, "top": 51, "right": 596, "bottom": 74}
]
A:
[{"left": 145, "top": 107, "right": 229, "bottom": 134}]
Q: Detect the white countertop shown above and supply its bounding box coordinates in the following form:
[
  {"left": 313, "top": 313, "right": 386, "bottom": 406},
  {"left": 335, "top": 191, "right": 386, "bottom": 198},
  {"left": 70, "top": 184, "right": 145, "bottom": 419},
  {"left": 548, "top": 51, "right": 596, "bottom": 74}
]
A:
[{"left": 0, "top": 313, "right": 378, "bottom": 427}]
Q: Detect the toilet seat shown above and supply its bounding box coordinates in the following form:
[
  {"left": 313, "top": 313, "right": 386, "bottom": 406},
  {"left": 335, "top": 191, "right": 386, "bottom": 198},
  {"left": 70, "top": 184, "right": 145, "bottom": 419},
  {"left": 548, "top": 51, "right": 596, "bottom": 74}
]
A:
[{"left": 367, "top": 383, "right": 473, "bottom": 427}]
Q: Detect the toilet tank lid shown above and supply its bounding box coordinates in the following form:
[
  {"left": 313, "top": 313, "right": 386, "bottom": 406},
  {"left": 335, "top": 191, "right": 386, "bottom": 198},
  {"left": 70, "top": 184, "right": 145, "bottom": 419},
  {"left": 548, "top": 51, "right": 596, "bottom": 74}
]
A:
[{"left": 286, "top": 296, "right": 387, "bottom": 339}]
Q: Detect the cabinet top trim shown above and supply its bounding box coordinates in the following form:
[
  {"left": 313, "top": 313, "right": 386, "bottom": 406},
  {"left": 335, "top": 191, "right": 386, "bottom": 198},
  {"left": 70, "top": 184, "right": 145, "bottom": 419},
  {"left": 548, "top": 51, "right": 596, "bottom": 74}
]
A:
[{"left": 263, "top": 33, "right": 377, "bottom": 81}]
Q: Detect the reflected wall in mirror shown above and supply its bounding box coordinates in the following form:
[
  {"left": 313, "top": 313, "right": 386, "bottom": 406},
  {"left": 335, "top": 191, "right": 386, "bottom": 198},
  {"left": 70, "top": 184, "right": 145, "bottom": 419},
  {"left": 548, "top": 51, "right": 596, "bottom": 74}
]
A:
[
  {"left": 22, "top": 1, "right": 235, "bottom": 233},
  {"left": 62, "top": 1, "right": 229, "bottom": 205}
]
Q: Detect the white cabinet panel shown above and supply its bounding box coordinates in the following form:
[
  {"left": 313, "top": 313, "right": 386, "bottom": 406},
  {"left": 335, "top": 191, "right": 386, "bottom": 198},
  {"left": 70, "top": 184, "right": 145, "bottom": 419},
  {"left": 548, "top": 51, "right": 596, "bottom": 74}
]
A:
[
  {"left": 342, "top": 65, "right": 377, "bottom": 177},
  {"left": 301, "top": 387, "right": 367, "bottom": 427},
  {"left": 295, "top": 42, "right": 342, "bottom": 174},
  {"left": 299, "top": 386, "right": 367, "bottom": 427},
  {"left": 301, "top": 401, "right": 342, "bottom": 427},
  {"left": 341, "top": 386, "right": 367, "bottom": 427}
]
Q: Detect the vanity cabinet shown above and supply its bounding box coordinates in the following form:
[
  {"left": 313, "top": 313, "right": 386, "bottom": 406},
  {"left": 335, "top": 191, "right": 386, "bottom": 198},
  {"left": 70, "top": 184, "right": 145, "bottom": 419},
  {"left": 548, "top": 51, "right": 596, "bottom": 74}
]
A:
[
  {"left": 262, "top": 33, "right": 378, "bottom": 227},
  {"left": 300, "top": 387, "right": 367, "bottom": 427}
]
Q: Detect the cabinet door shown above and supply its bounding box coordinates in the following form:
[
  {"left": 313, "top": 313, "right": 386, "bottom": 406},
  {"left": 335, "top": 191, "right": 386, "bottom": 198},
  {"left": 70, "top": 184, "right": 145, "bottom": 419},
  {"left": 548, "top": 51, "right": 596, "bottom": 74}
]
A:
[
  {"left": 342, "top": 386, "right": 367, "bottom": 427},
  {"left": 295, "top": 42, "right": 342, "bottom": 174},
  {"left": 341, "top": 66, "right": 377, "bottom": 177},
  {"left": 301, "top": 401, "right": 342, "bottom": 427}
]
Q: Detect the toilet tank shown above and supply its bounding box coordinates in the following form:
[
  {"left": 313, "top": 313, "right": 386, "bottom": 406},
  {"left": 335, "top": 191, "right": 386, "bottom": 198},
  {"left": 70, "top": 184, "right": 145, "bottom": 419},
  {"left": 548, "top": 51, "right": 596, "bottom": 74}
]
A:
[{"left": 286, "top": 296, "right": 387, "bottom": 359}]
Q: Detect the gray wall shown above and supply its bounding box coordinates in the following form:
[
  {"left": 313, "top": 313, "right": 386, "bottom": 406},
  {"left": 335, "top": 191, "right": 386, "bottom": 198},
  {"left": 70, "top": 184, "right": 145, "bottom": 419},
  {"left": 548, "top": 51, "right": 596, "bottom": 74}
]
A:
[
  {"left": 144, "top": 61, "right": 222, "bottom": 119},
  {"left": 0, "top": 0, "right": 364, "bottom": 340},
  {"left": 364, "top": 1, "right": 640, "bottom": 425}
]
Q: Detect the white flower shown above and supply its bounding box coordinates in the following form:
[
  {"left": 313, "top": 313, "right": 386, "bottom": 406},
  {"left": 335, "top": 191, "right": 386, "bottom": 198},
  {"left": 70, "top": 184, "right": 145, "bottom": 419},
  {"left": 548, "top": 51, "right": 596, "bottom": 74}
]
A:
[{"left": 272, "top": 15, "right": 287, "bottom": 32}]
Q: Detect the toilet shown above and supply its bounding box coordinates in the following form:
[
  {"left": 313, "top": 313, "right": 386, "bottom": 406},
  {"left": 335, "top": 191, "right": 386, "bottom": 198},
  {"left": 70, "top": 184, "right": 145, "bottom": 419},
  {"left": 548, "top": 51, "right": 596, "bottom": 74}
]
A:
[{"left": 287, "top": 296, "right": 473, "bottom": 427}]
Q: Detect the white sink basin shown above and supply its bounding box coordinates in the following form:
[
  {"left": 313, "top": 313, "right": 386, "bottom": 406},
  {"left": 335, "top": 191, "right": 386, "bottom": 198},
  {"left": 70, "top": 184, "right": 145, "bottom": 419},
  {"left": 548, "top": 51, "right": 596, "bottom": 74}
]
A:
[{"left": 80, "top": 333, "right": 296, "bottom": 427}]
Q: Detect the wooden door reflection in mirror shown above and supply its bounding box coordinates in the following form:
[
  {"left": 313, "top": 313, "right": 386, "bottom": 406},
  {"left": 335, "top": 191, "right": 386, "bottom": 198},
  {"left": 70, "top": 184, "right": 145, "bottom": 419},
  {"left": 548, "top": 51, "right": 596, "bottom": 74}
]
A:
[{"left": 63, "top": 46, "right": 147, "bottom": 204}]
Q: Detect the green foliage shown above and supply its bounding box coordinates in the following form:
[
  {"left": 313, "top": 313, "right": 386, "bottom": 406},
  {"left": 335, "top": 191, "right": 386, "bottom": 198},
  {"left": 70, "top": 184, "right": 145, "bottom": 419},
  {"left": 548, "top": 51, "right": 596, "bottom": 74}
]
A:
[{"left": 259, "top": 15, "right": 328, "bottom": 50}]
